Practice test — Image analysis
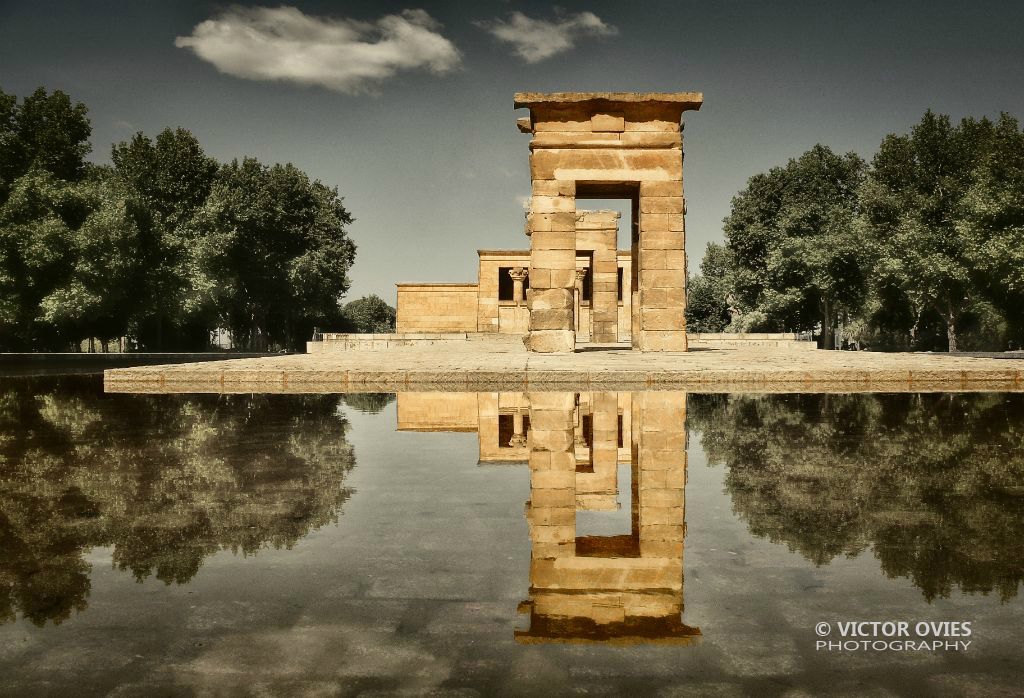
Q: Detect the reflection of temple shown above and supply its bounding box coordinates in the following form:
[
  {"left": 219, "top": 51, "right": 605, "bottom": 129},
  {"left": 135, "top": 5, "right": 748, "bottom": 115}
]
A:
[{"left": 397, "top": 391, "right": 700, "bottom": 644}]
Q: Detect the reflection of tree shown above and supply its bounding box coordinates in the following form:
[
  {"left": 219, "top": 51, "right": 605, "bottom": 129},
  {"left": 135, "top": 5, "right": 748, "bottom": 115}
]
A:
[
  {"left": 688, "top": 393, "right": 1024, "bottom": 601},
  {"left": 0, "top": 375, "right": 354, "bottom": 625},
  {"left": 340, "top": 393, "right": 395, "bottom": 415}
]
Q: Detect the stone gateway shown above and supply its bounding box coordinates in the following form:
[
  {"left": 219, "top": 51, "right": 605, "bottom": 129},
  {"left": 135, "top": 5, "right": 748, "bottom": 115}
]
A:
[{"left": 516, "top": 92, "right": 702, "bottom": 352}]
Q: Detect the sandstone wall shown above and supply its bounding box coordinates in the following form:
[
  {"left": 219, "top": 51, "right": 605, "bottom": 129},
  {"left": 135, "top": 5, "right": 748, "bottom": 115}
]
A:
[{"left": 396, "top": 284, "right": 478, "bottom": 333}]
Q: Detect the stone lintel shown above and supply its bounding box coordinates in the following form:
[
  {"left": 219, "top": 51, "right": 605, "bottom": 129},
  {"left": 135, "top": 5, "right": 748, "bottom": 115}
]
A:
[
  {"left": 576, "top": 210, "right": 621, "bottom": 230},
  {"left": 514, "top": 92, "right": 703, "bottom": 110},
  {"left": 516, "top": 92, "right": 703, "bottom": 143},
  {"left": 395, "top": 282, "right": 477, "bottom": 289},
  {"left": 477, "top": 248, "right": 633, "bottom": 257},
  {"left": 478, "top": 250, "right": 533, "bottom": 259}
]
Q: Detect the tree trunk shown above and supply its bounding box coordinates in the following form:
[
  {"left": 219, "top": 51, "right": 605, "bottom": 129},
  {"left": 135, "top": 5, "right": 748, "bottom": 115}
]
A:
[
  {"left": 250, "top": 314, "right": 260, "bottom": 352},
  {"left": 88, "top": 337, "right": 95, "bottom": 353},
  {"left": 946, "top": 306, "right": 958, "bottom": 353},
  {"left": 821, "top": 299, "right": 835, "bottom": 350}
]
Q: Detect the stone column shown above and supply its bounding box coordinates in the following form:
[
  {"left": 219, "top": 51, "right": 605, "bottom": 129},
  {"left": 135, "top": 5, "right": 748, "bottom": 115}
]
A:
[
  {"left": 509, "top": 267, "right": 528, "bottom": 305},
  {"left": 573, "top": 268, "right": 587, "bottom": 336},
  {"left": 576, "top": 211, "right": 619, "bottom": 343},
  {"left": 516, "top": 92, "right": 701, "bottom": 353},
  {"left": 637, "top": 182, "right": 687, "bottom": 351},
  {"left": 516, "top": 390, "right": 699, "bottom": 643},
  {"left": 524, "top": 179, "right": 576, "bottom": 353}
]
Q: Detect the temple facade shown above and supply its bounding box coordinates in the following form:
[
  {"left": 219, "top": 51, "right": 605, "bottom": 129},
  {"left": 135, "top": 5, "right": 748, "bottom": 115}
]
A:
[{"left": 396, "top": 211, "right": 634, "bottom": 342}]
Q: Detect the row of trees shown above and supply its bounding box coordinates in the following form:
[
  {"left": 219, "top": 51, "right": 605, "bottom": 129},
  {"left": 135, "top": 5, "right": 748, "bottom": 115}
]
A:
[
  {"left": 0, "top": 86, "right": 394, "bottom": 352},
  {"left": 687, "top": 111, "right": 1024, "bottom": 351}
]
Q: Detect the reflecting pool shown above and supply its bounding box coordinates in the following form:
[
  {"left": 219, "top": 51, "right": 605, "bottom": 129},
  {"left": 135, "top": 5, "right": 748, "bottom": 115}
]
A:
[{"left": 1, "top": 375, "right": 1023, "bottom": 694}]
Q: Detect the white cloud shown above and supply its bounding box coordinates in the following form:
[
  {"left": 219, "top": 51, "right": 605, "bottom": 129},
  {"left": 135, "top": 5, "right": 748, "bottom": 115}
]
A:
[
  {"left": 476, "top": 11, "right": 618, "bottom": 63},
  {"left": 175, "top": 6, "right": 461, "bottom": 94}
]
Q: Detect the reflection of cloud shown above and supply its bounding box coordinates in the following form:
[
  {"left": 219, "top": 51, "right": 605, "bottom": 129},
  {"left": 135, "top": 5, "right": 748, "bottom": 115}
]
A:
[
  {"left": 476, "top": 11, "right": 617, "bottom": 63},
  {"left": 175, "top": 6, "right": 461, "bottom": 94},
  {"left": 178, "top": 624, "right": 452, "bottom": 694}
]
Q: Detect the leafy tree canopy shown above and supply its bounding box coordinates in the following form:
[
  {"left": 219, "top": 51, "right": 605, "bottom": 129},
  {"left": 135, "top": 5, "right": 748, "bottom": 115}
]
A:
[
  {"left": 723, "top": 144, "right": 867, "bottom": 347},
  {"left": 860, "top": 110, "right": 999, "bottom": 350},
  {"left": 0, "top": 85, "right": 359, "bottom": 351},
  {"left": 341, "top": 294, "right": 396, "bottom": 334}
]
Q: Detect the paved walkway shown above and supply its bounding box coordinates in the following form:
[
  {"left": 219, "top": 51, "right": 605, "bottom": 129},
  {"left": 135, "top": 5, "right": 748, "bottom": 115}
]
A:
[{"left": 103, "top": 345, "right": 1024, "bottom": 393}]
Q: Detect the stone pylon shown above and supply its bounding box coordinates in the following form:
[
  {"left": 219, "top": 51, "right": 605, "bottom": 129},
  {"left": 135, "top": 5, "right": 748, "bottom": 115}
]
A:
[{"left": 516, "top": 92, "right": 702, "bottom": 352}]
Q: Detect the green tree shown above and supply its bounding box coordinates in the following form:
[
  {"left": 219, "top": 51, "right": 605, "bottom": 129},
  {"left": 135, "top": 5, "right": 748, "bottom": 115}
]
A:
[
  {"left": 110, "top": 128, "right": 218, "bottom": 349},
  {"left": 0, "top": 87, "right": 90, "bottom": 201},
  {"left": 0, "top": 168, "right": 87, "bottom": 349},
  {"left": 0, "top": 86, "right": 94, "bottom": 349},
  {"left": 341, "top": 294, "right": 396, "bottom": 333},
  {"left": 341, "top": 393, "right": 396, "bottom": 414},
  {"left": 38, "top": 176, "right": 144, "bottom": 346},
  {"left": 0, "top": 86, "right": 362, "bottom": 352},
  {"left": 190, "top": 158, "right": 356, "bottom": 350},
  {"left": 724, "top": 145, "right": 868, "bottom": 348},
  {"left": 958, "top": 113, "right": 1024, "bottom": 347},
  {"left": 685, "top": 242, "right": 732, "bottom": 332},
  {"left": 860, "top": 110, "right": 997, "bottom": 351},
  {"left": 0, "top": 88, "right": 19, "bottom": 202}
]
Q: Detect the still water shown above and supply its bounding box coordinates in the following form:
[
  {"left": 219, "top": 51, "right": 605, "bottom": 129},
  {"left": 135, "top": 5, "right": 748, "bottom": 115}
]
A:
[{"left": 1, "top": 375, "right": 1023, "bottom": 695}]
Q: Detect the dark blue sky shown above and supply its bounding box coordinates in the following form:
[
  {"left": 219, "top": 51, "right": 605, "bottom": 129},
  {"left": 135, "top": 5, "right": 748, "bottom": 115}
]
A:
[{"left": 2, "top": 1, "right": 1023, "bottom": 300}]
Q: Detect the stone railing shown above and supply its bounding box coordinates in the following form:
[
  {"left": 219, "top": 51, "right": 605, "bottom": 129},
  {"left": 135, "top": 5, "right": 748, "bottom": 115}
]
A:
[
  {"left": 308, "top": 331, "right": 816, "bottom": 353},
  {"left": 308, "top": 333, "right": 522, "bottom": 353},
  {"left": 687, "top": 333, "right": 816, "bottom": 350}
]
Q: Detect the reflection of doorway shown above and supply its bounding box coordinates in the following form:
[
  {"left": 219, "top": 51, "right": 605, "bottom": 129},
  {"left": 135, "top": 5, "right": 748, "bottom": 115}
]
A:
[
  {"left": 497, "top": 412, "right": 530, "bottom": 448},
  {"left": 576, "top": 462, "right": 639, "bottom": 558}
]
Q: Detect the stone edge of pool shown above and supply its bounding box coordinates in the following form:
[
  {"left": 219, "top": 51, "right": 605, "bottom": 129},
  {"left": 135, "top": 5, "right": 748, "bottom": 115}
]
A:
[{"left": 102, "top": 349, "right": 1024, "bottom": 394}]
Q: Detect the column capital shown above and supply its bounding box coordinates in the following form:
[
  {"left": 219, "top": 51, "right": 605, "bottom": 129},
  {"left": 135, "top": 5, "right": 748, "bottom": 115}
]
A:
[{"left": 508, "top": 267, "right": 529, "bottom": 282}]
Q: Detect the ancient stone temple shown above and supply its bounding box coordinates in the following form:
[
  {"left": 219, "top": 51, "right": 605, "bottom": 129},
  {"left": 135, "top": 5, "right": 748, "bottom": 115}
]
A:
[
  {"left": 305, "top": 91, "right": 809, "bottom": 354},
  {"left": 387, "top": 91, "right": 703, "bottom": 353},
  {"left": 516, "top": 92, "right": 702, "bottom": 352}
]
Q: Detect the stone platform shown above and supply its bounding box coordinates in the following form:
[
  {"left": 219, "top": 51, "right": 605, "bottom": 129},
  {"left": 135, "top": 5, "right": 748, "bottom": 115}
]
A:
[{"left": 103, "top": 345, "right": 1024, "bottom": 394}]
